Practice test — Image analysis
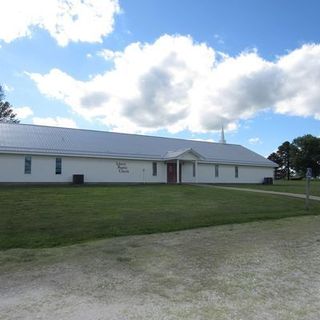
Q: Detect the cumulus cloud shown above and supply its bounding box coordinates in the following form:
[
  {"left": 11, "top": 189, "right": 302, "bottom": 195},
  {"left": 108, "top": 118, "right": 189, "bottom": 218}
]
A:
[
  {"left": 274, "top": 44, "right": 320, "bottom": 119},
  {"left": 28, "top": 35, "right": 320, "bottom": 133},
  {"left": 0, "top": 0, "right": 120, "bottom": 46},
  {"left": 33, "top": 117, "right": 77, "bottom": 128},
  {"left": 81, "top": 91, "right": 109, "bottom": 108},
  {"left": 14, "top": 106, "right": 34, "bottom": 119}
]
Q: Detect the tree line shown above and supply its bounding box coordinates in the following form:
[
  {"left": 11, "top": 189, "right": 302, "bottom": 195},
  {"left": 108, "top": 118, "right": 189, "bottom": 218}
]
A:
[{"left": 268, "top": 135, "right": 320, "bottom": 179}]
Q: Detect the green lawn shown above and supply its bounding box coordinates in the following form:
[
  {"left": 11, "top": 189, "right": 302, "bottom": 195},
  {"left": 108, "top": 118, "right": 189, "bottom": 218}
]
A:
[
  {"left": 224, "top": 179, "right": 320, "bottom": 196},
  {"left": 1, "top": 184, "right": 319, "bottom": 250}
]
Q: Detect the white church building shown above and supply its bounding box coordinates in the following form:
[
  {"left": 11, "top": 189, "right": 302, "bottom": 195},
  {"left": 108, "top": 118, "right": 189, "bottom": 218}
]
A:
[{"left": 0, "top": 123, "right": 276, "bottom": 184}]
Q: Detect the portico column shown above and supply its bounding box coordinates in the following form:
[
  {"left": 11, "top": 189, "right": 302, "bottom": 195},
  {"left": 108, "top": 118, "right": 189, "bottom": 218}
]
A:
[
  {"left": 177, "top": 159, "right": 180, "bottom": 184},
  {"left": 195, "top": 160, "right": 198, "bottom": 183}
]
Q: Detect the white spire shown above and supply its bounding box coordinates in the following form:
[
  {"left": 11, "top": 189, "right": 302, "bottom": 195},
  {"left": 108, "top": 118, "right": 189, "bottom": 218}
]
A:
[{"left": 220, "top": 125, "right": 226, "bottom": 144}]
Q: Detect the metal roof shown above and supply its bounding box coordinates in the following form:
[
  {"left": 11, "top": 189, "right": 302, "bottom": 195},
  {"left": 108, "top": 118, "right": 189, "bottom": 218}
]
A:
[{"left": 0, "top": 123, "right": 276, "bottom": 167}]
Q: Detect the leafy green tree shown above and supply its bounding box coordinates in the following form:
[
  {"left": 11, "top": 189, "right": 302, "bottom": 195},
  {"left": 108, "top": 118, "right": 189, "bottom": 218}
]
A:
[
  {"left": 268, "top": 152, "right": 285, "bottom": 179},
  {"left": 269, "top": 135, "right": 320, "bottom": 179},
  {"left": 277, "top": 141, "right": 292, "bottom": 180},
  {"left": 268, "top": 141, "right": 294, "bottom": 180},
  {"left": 268, "top": 152, "right": 283, "bottom": 166},
  {"left": 0, "top": 85, "right": 19, "bottom": 123},
  {"left": 291, "top": 135, "right": 320, "bottom": 178}
]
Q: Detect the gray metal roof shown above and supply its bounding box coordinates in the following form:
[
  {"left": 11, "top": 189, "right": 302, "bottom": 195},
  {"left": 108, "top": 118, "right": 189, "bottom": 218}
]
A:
[{"left": 0, "top": 123, "right": 276, "bottom": 167}]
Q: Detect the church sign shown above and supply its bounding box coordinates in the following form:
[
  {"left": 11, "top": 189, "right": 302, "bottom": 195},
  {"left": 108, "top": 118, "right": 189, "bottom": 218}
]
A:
[{"left": 116, "top": 161, "right": 129, "bottom": 173}]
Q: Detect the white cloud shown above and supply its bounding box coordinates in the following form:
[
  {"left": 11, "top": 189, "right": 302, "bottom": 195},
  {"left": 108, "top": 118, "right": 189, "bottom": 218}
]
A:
[
  {"left": 28, "top": 35, "right": 320, "bottom": 134},
  {"left": 32, "top": 117, "right": 77, "bottom": 128},
  {"left": 97, "top": 48, "right": 121, "bottom": 60},
  {"left": 14, "top": 106, "right": 33, "bottom": 119},
  {"left": 249, "top": 137, "right": 262, "bottom": 145},
  {"left": 0, "top": 0, "right": 120, "bottom": 46},
  {"left": 274, "top": 44, "right": 320, "bottom": 119}
]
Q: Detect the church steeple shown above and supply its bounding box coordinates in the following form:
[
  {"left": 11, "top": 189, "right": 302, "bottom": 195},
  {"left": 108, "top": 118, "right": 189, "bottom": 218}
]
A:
[{"left": 220, "top": 125, "right": 226, "bottom": 144}]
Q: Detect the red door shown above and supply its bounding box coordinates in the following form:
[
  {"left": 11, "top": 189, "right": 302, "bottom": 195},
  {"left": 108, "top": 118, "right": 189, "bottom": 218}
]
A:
[{"left": 167, "top": 163, "right": 177, "bottom": 183}]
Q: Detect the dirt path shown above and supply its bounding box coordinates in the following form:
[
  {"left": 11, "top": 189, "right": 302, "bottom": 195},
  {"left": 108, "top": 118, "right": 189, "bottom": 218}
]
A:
[{"left": 1, "top": 216, "right": 320, "bottom": 320}]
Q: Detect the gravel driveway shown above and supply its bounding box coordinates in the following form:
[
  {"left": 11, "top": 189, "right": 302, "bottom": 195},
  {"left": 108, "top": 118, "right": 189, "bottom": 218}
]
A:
[{"left": 1, "top": 216, "right": 320, "bottom": 320}]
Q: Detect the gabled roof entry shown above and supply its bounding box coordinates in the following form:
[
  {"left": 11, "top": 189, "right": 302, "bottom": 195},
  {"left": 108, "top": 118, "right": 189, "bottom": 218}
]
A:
[{"left": 163, "top": 148, "right": 204, "bottom": 160}]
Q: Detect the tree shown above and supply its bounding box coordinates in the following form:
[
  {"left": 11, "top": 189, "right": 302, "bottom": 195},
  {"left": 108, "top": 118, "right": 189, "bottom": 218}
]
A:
[
  {"left": 268, "top": 135, "right": 320, "bottom": 179},
  {"left": 268, "top": 141, "right": 294, "bottom": 180},
  {"left": 268, "top": 152, "right": 283, "bottom": 166},
  {"left": 277, "top": 141, "right": 293, "bottom": 180},
  {"left": 0, "top": 85, "right": 19, "bottom": 123},
  {"left": 268, "top": 151, "right": 285, "bottom": 179},
  {"left": 291, "top": 135, "right": 320, "bottom": 178}
]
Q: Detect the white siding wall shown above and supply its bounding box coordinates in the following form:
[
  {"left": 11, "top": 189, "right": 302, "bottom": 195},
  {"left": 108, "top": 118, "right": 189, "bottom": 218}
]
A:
[
  {"left": 230, "top": 166, "right": 274, "bottom": 183},
  {"left": 181, "top": 162, "right": 273, "bottom": 184},
  {"left": 180, "top": 162, "right": 195, "bottom": 183},
  {"left": 0, "top": 154, "right": 166, "bottom": 183},
  {"left": 0, "top": 153, "right": 273, "bottom": 184}
]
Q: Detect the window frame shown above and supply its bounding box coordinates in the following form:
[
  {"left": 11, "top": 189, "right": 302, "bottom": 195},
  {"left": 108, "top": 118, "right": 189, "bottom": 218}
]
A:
[
  {"left": 55, "top": 157, "right": 62, "bottom": 175},
  {"left": 24, "top": 156, "right": 32, "bottom": 174},
  {"left": 215, "top": 164, "right": 219, "bottom": 178},
  {"left": 152, "top": 162, "right": 157, "bottom": 176},
  {"left": 235, "top": 166, "right": 239, "bottom": 178}
]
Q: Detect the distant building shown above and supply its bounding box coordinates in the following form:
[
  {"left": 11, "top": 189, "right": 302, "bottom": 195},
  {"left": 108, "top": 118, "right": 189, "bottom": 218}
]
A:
[{"left": 0, "top": 123, "right": 276, "bottom": 184}]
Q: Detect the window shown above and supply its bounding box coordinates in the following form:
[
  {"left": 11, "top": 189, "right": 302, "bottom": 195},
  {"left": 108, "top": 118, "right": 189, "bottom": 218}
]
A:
[
  {"left": 56, "top": 158, "right": 62, "bottom": 175},
  {"left": 192, "top": 162, "right": 196, "bottom": 177},
  {"left": 24, "top": 156, "right": 32, "bottom": 174},
  {"left": 215, "top": 165, "right": 219, "bottom": 178},
  {"left": 152, "top": 162, "right": 157, "bottom": 176},
  {"left": 235, "top": 166, "right": 239, "bottom": 178}
]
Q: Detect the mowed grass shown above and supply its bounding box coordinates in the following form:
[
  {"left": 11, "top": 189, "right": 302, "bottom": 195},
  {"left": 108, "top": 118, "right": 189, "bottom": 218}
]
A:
[
  {"left": 225, "top": 179, "right": 320, "bottom": 196},
  {"left": 1, "top": 184, "right": 319, "bottom": 250}
]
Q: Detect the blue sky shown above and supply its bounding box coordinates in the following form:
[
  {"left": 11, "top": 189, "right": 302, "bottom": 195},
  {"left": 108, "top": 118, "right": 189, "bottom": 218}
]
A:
[{"left": 1, "top": 0, "right": 320, "bottom": 157}]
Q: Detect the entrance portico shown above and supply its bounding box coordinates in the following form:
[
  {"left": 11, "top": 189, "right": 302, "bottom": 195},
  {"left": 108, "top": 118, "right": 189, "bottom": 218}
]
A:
[{"left": 164, "top": 148, "right": 202, "bottom": 184}]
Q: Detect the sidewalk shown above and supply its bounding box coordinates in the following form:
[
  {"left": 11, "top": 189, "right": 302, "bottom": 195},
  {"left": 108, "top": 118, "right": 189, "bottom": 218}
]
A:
[{"left": 198, "top": 184, "right": 320, "bottom": 201}]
